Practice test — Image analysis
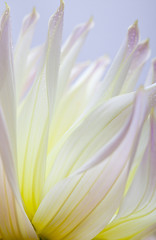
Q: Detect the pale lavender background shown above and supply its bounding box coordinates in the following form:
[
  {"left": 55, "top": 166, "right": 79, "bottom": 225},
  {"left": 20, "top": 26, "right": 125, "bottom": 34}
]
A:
[{"left": 1, "top": 0, "right": 156, "bottom": 80}]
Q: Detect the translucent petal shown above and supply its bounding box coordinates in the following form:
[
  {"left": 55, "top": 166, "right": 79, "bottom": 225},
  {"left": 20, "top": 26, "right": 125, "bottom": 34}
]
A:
[
  {"left": 20, "top": 45, "right": 44, "bottom": 101},
  {"left": 47, "top": 56, "right": 110, "bottom": 153},
  {"left": 45, "top": 0, "right": 64, "bottom": 118},
  {"left": 120, "top": 39, "right": 150, "bottom": 93},
  {"left": 45, "top": 91, "right": 135, "bottom": 190},
  {"left": 69, "top": 61, "right": 90, "bottom": 85},
  {"left": 91, "top": 21, "right": 139, "bottom": 106},
  {"left": 17, "top": 1, "right": 64, "bottom": 219},
  {"left": 0, "top": 6, "right": 16, "bottom": 158},
  {"left": 14, "top": 8, "right": 39, "bottom": 102},
  {"left": 45, "top": 81, "right": 156, "bottom": 191},
  {"left": 17, "top": 65, "right": 49, "bottom": 218},
  {"left": 0, "top": 159, "right": 38, "bottom": 239},
  {"left": 95, "top": 109, "right": 156, "bottom": 240},
  {"left": 56, "top": 17, "right": 94, "bottom": 103},
  {"left": 33, "top": 88, "right": 149, "bottom": 240}
]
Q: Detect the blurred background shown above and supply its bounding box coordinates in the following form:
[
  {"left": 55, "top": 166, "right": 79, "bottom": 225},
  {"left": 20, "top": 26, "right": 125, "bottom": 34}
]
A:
[{"left": 1, "top": 0, "right": 156, "bottom": 80}]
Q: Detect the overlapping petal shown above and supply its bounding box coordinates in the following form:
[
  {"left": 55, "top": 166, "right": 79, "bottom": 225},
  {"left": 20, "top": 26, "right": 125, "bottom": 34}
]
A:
[
  {"left": 0, "top": 1, "right": 156, "bottom": 240},
  {"left": 47, "top": 55, "right": 110, "bottom": 154},
  {"left": 14, "top": 7, "right": 39, "bottom": 102},
  {"left": 33, "top": 88, "right": 151, "bottom": 240},
  {"left": 0, "top": 6, "right": 38, "bottom": 239},
  {"left": 95, "top": 109, "right": 156, "bottom": 240},
  {"left": 17, "top": 1, "right": 64, "bottom": 219},
  {"left": 0, "top": 158, "right": 38, "bottom": 239}
]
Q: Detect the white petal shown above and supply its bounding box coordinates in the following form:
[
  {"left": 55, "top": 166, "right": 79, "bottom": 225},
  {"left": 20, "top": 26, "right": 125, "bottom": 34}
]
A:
[
  {"left": 48, "top": 56, "right": 110, "bottom": 153},
  {"left": 17, "top": 67, "right": 49, "bottom": 218},
  {"left": 96, "top": 109, "right": 156, "bottom": 240},
  {"left": 33, "top": 89, "right": 149, "bottom": 240},
  {"left": 14, "top": 8, "right": 39, "bottom": 102},
  {"left": 20, "top": 45, "right": 44, "bottom": 101},
  {"left": 91, "top": 21, "right": 139, "bottom": 105},
  {"left": 0, "top": 158, "right": 38, "bottom": 239},
  {"left": 45, "top": 81, "right": 156, "bottom": 189},
  {"left": 0, "top": 107, "right": 20, "bottom": 203},
  {"left": 45, "top": 91, "right": 135, "bottom": 189},
  {"left": 0, "top": 6, "right": 16, "bottom": 158},
  {"left": 69, "top": 61, "right": 90, "bottom": 85},
  {"left": 46, "top": 0, "right": 64, "bottom": 119},
  {"left": 120, "top": 39, "right": 150, "bottom": 93},
  {"left": 56, "top": 17, "right": 94, "bottom": 103},
  {"left": 17, "top": 1, "right": 64, "bottom": 219}
]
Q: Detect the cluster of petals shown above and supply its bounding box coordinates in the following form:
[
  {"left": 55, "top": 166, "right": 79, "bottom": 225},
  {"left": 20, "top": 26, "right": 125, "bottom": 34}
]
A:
[{"left": 0, "top": 1, "right": 156, "bottom": 239}]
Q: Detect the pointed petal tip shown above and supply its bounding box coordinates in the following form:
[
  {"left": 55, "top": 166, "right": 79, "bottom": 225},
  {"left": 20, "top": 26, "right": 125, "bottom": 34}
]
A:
[
  {"left": 0, "top": 3, "right": 10, "bottom": 30},
  {"left": 4, "top": 2, "right": 10, "bottom": 11},
  {"left": 31, "top": 7, "right": 40, "bottom": 19},
  {"left": 146, "top": 38, "right": 150, "bottom": 44},
  {"left": 30, "top": 7, "right": 40, "bottom": 21},
  {"left": 21, "top": 6, "right": 40, "bottom": 36},
  {"left": 134, "top": 19, "right": 138, "bottom": 27},
  {"left": 127, "top": 20, "right": 139, "bottom": 36},
  {"left": 132, "top": 38, "right": 151, "bottom": 67},
  {"left": 60, "top": 0, "right": 65, "bottom": 10},
  {"left": 88, "top": 16, "right": 95, "bottom": 28},
  {"left": 140, "top": 38, "right": 150, "bottom": 51},
  {"left": 126, "top": 20, "right": 139, "bottom": 55},
  {"left": 141, "top": 38, "right": 150, "bottom": 47},
  {"left": 128, "top": 20, "right": 139, "bottom": 38},
  {"left": 48, "top": 1, "right": 64, "bottom": 36}
]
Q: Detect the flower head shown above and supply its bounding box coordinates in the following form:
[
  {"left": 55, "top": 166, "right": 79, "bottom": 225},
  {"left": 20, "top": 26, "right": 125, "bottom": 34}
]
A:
[{"left": 0, "top": 1, "right": 156, "bottom": 240}]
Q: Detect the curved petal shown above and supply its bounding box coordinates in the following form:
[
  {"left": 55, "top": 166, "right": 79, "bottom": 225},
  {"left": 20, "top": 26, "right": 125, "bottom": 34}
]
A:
[
  {"left": 14, "top": 8, "right": 39, "bottom": 102},
  {"left": 45, "top": 91, "right": 135, "bottom": 189},
  {"left": 132, "top": 225, "right": 156, "bottom": 240},
  {"left": 0, "top": 158, "right": 38, "bottom": 239},
  {"left": 120, "top": 39, "right": 150, "bottom": 94},
  {"left": 48, "top": 56, "right": 110, "bottom": 152},
  {"left": 91, "top": 21, "right": 139, "bottom": 106},
  {"left": 0, "top": 43, "right": 38, "bottom": 238},
  {"left": 20, "top": 45, "right": 44, "bottom": 101},
  {"left": 95, "top": 109, "right": 156, "bottom": 240},
  {"left": 45, "top": 0, "right": 64, "bottom": 119},
  {"left": 45, "top": 81, "right": 156, "bottom": 191},
  {"left": 0, "top": 5, "right": 16, "bottom": 158},
  {"left": 33, "top": 88, "right": 149, "bottom": 240},
  {"left": 17, "top": 0, "right": 64, "bottom": 219},
  {"left": 69, "top": 61, "right": 90, "bottom": 85},
  {"left": 56, "top": 17, "right": 94, "bottom": 103}
]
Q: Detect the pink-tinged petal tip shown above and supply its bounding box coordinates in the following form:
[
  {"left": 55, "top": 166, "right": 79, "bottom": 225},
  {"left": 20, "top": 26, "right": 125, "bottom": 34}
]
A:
[
  {"left": 132, "top": 39, "right": 151, "bottom": 67},
  {"left": 21, "top": 7, "right": 39, "bottom": 35},
  {"left": 0, "top": 3, "right": 10, "bottom": 29},
  {"left": 126, "top": 20, "right": 139, "bottom": 55},
  {"left": 48, "top": 1, "right": 64, "bottom": 35}
]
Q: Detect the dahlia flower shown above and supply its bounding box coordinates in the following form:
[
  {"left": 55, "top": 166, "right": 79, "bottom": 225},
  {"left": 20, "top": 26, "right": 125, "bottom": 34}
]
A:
[{"left": 0, "top": 1, "right": 156, "bottom": 239}]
